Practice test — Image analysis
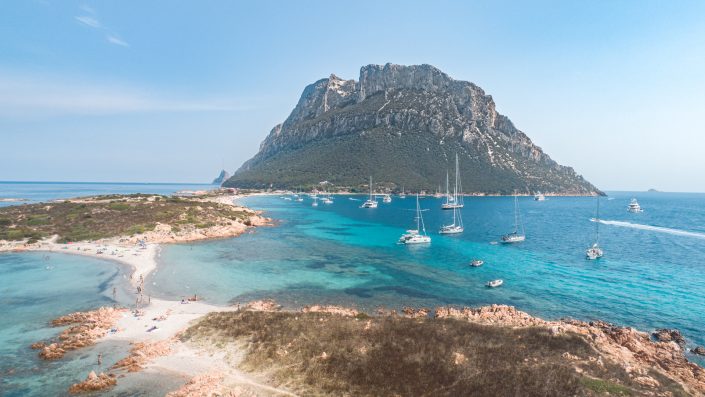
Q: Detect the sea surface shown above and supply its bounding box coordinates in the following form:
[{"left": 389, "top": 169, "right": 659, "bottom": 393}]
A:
[
  {"left": 2, "top": 182, "right": 705, "bottom": 395},
  {"left": 149, "top": 192, "right": 705, "bottom": 356},
  {"left": 0, "top": 181, "right": 212, "bottom": 207}
]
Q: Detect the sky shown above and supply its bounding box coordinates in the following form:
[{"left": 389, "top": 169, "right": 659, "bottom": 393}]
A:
[{"left": 1, "top": 1, "right": 704, "bottom": 191}]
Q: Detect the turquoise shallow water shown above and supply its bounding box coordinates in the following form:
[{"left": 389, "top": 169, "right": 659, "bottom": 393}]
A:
[
  {"left": 150, "top": 192, "right": 705, "bottom": 359},
  {"left": 2, "top": 185, "right": 705, "bottom": 394},
  {"left": 0, "top": 252, "right": 134, "bottom": 396}
]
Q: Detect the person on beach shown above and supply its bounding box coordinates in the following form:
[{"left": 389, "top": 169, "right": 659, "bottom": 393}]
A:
[
  {"left": 97, "top": 353, "right": 102, "bottom": 367},
  {"left": 112, "top": 287, "right": 117, "bottom": 301}
]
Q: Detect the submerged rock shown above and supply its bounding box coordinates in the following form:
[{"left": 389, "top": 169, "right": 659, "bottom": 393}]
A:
[
  {"left": 692, "top": 346, "right": 705, "bottom": 356},
  {"left": 653, "top": 328, "right": 686, "bottom": 346},
  {"left": 68, "top": 371, "right": 116, "bottom": 394}
]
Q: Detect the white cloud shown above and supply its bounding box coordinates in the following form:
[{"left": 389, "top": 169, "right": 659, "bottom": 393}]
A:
[
  {"left": 75, "top": 15, "right": 101, "bottom": 28},
  {"left": 0, "top": 72, "right": 249, "bottom": 119},
  {"left": 106, "top": 35, "right": 129, "bottom": 47},
  {"left": 74, "top": 6, "right": 128, "bottom": 47}
]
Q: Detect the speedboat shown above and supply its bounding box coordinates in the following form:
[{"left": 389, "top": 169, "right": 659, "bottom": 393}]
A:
[
  {"left": 534, "top": 192, "right": 546, "bottom": 201},
  {"left": 486, "top": 279, "right": 503, "bottom": 288},
  {"left": 295, "top": 197, "right": 304, "bottom": 202},
  {"left": 627, "top": 198, "right": 643, "bottom": 213},
  {"left": 586, "top": 243, "right": 603, "bottom": 260},
  {"left": 470, "top": 259, "right": 484, "bottom": 267}
]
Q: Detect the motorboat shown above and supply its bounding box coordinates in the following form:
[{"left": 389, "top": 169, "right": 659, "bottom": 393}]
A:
[
  {"left": 627, "top": 198, "right": 643, "bottom": 213},
  {"left": 470, "top": 259, "right": 484, "bottom": 267},
  {"left": 486, "top": 279, "right": 503, "bottom": 288},
  {"left": 534, "top": 192, "right": 546, "bottom": 201}
]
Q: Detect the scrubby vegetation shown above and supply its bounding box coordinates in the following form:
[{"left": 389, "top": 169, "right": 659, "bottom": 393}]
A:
[
  {"left": 225, "top": 88, "right": 599, "bottom": 195},
  {"left": 0, "top": 194, "right": 249, "bottom": 243},
  {"left": 183, "top": 311, "right": 686, "bottom": 396}
]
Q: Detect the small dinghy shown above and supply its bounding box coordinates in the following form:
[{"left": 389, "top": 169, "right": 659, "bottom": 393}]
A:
[
  {"left": 486, "top": 279, "right": 503, "bottom": 288},
  {"left": 470, "top": 259, "right": 484, "bottom": 267}
]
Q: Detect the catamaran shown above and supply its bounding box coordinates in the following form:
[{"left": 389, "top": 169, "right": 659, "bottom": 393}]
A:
[
  {"left": 586, "top": 196, "right": 604, "bottom": 260},
  {"left": 501, "top": 195, "right": 525, "bottom": 243},
  {"left": 398, "top": 194, "right": 431, "bottom": 245},
  {"left": 627, "top": 198, "right": 643, "bottom": 213},
  {"left": 360, "top": 176, "right": 378, "bottom": 208}
]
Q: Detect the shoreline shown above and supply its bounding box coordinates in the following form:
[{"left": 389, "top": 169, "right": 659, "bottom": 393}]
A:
[{"left": 4, "top": 191, "right": 705, "bottom": 395}]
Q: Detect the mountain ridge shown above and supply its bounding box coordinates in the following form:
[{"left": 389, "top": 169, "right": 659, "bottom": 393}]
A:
[{"left": 226, "top": 63, "right": 600, "bottom": 195}]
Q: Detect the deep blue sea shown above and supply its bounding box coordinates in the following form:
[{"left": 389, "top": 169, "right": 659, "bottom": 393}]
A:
[
  {"left": 0, "top": 181, "right": 212, "bottom": 208},
  {"left": 2, "top": 182, "right": 705, "bottom": 395}
]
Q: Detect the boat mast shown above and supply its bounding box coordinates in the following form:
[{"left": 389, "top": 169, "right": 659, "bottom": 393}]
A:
[
  {"left": 445, "top": 170, "right": 450, "bottom": 205},
  {"left": 595, "top": 196, "right": 600, "bottom": 244},
  {"left": 369, "top": 176, "right": 373, "bottom": 201},
  {"left": 513, "top": 194, "right": 520, "bottom": 234}
]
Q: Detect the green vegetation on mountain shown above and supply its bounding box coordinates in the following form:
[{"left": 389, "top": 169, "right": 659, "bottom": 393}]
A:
[{"left": 225, "top": 64, "right": 600, "bottom": 195}]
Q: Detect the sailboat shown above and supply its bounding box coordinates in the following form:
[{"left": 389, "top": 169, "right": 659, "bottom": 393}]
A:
[
  {"left": 586, "top": 196, "right": 604, "bottom": 260},
  {"left": 312, "top": 196, "right": 318, "bottom": 207},
  {"left": 399, "top": 186, "right": 406, "bottom": 199},
  {"left": 440, "top": 154, "right": 464, "bottom": 234},
  {"left": 398, "top": 194, "right": 431, "bottom": 244},
  {"left": 360, "top": 176, "right": 378, "bottom": 208},
  {"left": 501, "top": 194, "right": 525, "bottom": 243},
  {"left": 442, "top": 155, "right": 464, "bottom": 210}
]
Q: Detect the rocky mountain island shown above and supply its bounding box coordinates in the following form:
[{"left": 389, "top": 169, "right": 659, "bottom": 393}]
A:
[
  {"left": 225, "top": 63, "right": 599, "bottom": 195},
  {"left": 211, "top": 169, "right": 231, "bottom": 185}
]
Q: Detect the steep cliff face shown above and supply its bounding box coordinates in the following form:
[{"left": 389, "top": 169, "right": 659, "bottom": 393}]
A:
[{"left": 228, "top": 64, "right": 599, "bottom": 195}]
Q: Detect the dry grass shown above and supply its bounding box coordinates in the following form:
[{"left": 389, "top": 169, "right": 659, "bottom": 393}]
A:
[
  {"left": 183, "top": 311, "right": 688, "bottom": 397},
  {"left": 0, "top": 194, "right": 249, "bottom": 243}
]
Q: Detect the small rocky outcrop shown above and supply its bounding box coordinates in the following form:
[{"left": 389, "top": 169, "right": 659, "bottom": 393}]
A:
[
  {"left": 652, "top": 328, "right": 686, "bottom": 346},
  {"left": 68, "top": 371, "right": 117, "bottom": 394},
  {"left": 302, "top": 305, "right": 359, "bottom": 317},
  {"left": 691, "top": 346, "right": 705, "bottom": 356},
  {"left": 244, "top": 299, "right": 281, "bottom": 312},
  {"left": 35, "top": 307, "right": 125, "bottom": 360},
  {"left": 112, "top": 338, "right": 175, "bottom": 372}
]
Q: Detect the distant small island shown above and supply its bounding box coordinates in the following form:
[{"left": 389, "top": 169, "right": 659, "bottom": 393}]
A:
[{"left": 648, "top": 188, "right": 660, "bottom": 192}]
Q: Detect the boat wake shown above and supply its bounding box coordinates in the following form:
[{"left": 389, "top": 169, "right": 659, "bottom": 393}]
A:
[
  {"left": 593, "top": 219, "right": 705, "bottom": 240},
  {"left": 348, "top": 198, "right": 361, "bottom": 201}
]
